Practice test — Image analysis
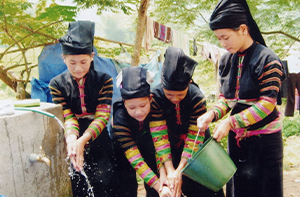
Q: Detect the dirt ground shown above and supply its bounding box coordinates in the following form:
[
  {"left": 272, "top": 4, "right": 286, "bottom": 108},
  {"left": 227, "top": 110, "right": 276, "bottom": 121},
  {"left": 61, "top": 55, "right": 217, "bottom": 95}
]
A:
[
  {"left": 137, "top": 136, "right": 300, "bottom": 197},
  {"left": 138, "top": 171, "right": 300, "bottom": 197},
  {"left": 283, "top": 136, "right": 300, "bottom": 197},
  {"left": 284, "top": 168, "right": 300, "bottom": 197}
]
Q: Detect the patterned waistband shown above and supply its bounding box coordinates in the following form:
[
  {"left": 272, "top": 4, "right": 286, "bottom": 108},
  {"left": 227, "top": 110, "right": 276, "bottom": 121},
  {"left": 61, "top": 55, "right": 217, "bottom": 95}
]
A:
[{"left": 233, "top": 112, "right": 282, "bottom": 147}]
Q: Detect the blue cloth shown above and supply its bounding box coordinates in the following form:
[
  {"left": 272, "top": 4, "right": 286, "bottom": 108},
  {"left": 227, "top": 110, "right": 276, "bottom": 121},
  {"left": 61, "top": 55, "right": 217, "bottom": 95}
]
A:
[
  {"left": 93, "top": 56, "right": 120, "bottom": 103},
  {"left": 30, "top": 77, "right": 52, "bottom": 102},
  {"left": 38, "top": 44, "right": 67, "bottom": 83},
  {"left": 142, "top": 50, "right": 162, "bottom": 88}
]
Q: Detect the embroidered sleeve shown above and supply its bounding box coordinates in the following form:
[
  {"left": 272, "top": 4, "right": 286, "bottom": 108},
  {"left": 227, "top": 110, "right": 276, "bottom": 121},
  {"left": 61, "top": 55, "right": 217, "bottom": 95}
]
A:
[
  {"left": 125, "top": 147, "right": 159, "bottom": 187},
  {"left": 229, "top": 60, "right": 283, "bottom": 129},
  {"left": 211, "top": 94, "right": 231, "bottom": 121},
  {"left": 63, "top": 109, "right": 80, "bottom": 137},
  {"left": 182, "top": 96, "right": 207, "bottom": 159},
  {"left": 112, "top": 124, "right": 159, "bottom": 187},
  {"left": 50, "top": 80, "right": 79, "bottom": 137},
  {"left": 84, "top": 77, "right": 113, "bottom": 140},
  {"left": 155, "top": 151, "right": 163, "bottom": 171},
  {"left": 49, "top": 81, "right": 68, "bottom": 109},
  {"left": 150, "top": 98, "right": 172, "bottom": 163}
]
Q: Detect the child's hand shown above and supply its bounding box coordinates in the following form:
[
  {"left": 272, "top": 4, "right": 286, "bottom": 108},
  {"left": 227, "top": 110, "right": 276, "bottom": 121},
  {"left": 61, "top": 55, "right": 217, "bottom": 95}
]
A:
[
  {"left": 197, "top": 110, "right": 214, "bottom": 131},
  {"left": 158, "top": 167, "right": 169, "bottom": 191},
  {"left": 159, "top": 185, "right": 172, "bottom": 197},
  {"left": 166, "top": 168, "right": 176, "bottom": 191},
  {"left": 65, "top": 133, "right": 91, "bottom": 172},
  {"left": 172, "top": 170, "right": 182, "bottom": 197},
  {"left": 213, "top": 118, "right": 232, "bottom": 142},
  {"left": 65, "top": 135, "right": 77, "bottom": 166},
  {"left": 73, "top": 137, "right": 86, "bottom": 171}
]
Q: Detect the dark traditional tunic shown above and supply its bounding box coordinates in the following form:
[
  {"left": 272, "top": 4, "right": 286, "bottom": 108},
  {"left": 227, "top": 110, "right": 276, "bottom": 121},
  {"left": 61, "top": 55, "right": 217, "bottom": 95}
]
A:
[
  {"left": 49, "top": 69, "right": 118, "bottom": 197},
  {"left": 111, "top": 98, "right": 161, "bottom": 197},
  {"left": 212, "top": 42, "right": 284, "bottom": 197},
  {"left": 150, "top": 83, "right": 224, "bottom": 197}
]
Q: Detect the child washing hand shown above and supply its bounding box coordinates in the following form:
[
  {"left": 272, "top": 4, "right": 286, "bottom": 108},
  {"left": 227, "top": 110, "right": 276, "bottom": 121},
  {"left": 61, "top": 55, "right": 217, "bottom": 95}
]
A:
[
  {"left": 49, "top": 20, "right": 117, "bottom": 197},
  {"left": 111, "top": 66, "right": 172, "bottom": 197}
]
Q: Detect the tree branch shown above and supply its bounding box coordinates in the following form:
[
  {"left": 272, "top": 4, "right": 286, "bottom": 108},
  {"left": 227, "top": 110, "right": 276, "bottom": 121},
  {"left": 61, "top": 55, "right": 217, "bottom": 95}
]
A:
[
  {"left": 0, "top": 41, "right": 59, "bottom": 56},
  {"left": 1, "top": 20, "right": 63, "bottom": 59},
  {"left": 261, "top": 31, "right": 300, "bottom": 43},
  {"left": 175, "top": 1, "right": 208, "bottom": 24},
  {"left": 2, "top": 27, "right": 30, "bottom": 98}
]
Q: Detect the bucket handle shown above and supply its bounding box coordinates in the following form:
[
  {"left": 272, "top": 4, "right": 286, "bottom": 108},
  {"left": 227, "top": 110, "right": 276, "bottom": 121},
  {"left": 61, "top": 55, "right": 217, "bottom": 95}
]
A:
[{"left": 191, "top": 129, "right": 201, "bottom": 156}]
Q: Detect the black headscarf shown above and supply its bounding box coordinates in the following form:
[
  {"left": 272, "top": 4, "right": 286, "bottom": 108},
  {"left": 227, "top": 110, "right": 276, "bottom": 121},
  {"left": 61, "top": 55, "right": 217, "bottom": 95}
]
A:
[
  {"left": 59, "top": 20, "right": 95, "bottom": 55},
  {"left": 161, "top": 47, "right": 198, "bottom": 91},
  {"left": 209, "top": 0, "right": 266, "bottom": 46},
  {"left": 120, "top": 67, "right": 150, "bottom": 100}
]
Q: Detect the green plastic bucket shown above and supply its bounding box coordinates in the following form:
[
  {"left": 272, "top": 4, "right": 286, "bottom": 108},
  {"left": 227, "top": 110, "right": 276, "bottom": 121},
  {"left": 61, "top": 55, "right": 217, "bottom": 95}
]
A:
[{"left": 182, "top": 137, "right": 236, "bottom": 192}]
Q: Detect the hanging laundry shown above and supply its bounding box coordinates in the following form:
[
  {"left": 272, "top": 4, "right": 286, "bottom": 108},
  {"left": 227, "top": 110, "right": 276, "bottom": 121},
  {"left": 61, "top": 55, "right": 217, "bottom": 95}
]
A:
[
  {"left": 171, "top": 29, "right": 190, "bottom": 56},
  {"left": 193, "top": 38, "right": 197, "bottom": 56},
  {"left": 284, "top": 54, "right": 300, "bottom": 116},
  {"left": 165, "top": 27, "right": 172, "bottom": 43},
  {"left": 200, "top": 42, "right": 226, "bottom": 65},
  {"left": 153, "top": 20, "right": 172, "bottom": 43},
  {"left": 159, "top": 24, "right": 166, "bottom": 41},
  {"left": 153, "top": 21, "right": 160, "bottom": 38},
  {"left": 144, "top": 16, "right": 154, "bottom": 52}
]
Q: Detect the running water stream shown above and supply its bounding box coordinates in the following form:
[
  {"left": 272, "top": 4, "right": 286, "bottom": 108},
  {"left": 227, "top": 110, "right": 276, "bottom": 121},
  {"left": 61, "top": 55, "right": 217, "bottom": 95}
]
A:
[
  {"left": 13, "top": 106, "right": 95, "bottom": 196},
  {"left": 65, "top": 157, "right": 95, "bottom": 197}
]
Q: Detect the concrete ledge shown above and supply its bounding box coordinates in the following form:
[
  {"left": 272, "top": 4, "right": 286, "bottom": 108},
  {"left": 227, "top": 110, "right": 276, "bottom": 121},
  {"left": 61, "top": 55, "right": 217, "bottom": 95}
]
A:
[{"left": 0, "top": 102, "right": 71, "bottom": 197}]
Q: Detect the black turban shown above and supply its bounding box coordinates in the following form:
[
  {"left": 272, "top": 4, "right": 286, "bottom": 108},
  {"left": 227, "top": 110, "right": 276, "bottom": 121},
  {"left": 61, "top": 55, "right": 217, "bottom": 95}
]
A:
[
  {"left": 161, "top": 47, "right": 198, "bottom": 91},
  {"left": 120, "top": 67, "right": 150, "bottom": 100},
  {"left": 209, "top": 0, "right": 266, "bottom": 46},
  {"left": 59, "top": 20, "right": 95, "bottom": 55}
]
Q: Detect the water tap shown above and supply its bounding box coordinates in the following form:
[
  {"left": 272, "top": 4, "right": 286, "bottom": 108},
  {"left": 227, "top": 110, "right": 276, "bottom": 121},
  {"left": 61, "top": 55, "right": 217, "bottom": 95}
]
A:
[{"left": 29, "top": 146, "right": 51, "bottom": 166}]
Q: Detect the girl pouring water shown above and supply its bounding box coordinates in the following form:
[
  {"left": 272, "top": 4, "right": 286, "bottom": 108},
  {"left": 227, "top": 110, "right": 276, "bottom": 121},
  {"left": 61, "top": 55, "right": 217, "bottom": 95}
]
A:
[
  {"left": 150, "top": 47, "right": 224, "bottom": 197},
  {"left": 197, "top": 0, "right": 285, "bottom": 196}
]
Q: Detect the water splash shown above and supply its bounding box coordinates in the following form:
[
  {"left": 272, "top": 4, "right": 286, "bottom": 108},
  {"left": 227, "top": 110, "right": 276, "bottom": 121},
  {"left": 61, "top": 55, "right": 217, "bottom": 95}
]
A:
[
  {"left": 65, "top": 157, "right": 95, "bottom": 197},
  {"left": 54, "top": 116, "right": 65, "bottom": 130},
  {"left": 80, "top": 169, "right": 94, "bottom": 197}
]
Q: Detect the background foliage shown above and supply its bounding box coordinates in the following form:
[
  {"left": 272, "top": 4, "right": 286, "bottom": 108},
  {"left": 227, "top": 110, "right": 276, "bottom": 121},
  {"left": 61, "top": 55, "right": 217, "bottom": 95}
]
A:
[{"left": 150, "top": 0, "right": 300, "bottom": 58}]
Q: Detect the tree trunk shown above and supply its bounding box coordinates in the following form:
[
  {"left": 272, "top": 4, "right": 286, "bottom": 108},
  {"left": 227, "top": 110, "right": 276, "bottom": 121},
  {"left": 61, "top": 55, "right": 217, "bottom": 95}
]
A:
[
  {"left": 131, "top": 0, "right": 150, "bottom": 66},
  {"left": 0, "top": 66, "right": 17, "bottom": 92}
]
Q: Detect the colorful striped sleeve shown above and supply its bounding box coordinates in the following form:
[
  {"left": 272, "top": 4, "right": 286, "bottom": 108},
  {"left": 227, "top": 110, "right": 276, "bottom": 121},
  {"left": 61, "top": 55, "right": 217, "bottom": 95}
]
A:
[
  {"left": 125, "top": 146, "right": 159, "bottom": 187},
  {"left": 63, "top": 109, "right": 80, "bottom": 137},
  {"left": 182, "top": 96, "right": 206, "bottom": 159},
  {"left": 155, "top": 152, "right": 163, "bottom": 171},
  {"left": 112, "top": 124, "right": 159, "bottom": 187},
  {"left": 150, "top": 98, "right": 172, "bottom": 163},
  {"left": 229, "top": 60, "right": 283, "bottom": 129},
  {"left": 84, "top": 77, "right": 113, "bottom": 140},
  {"left": 50, "top": 80, "right": 79, "bottom": 137},
  {"left": 211, "top": 95, "right": 231, "bottom": 121}
]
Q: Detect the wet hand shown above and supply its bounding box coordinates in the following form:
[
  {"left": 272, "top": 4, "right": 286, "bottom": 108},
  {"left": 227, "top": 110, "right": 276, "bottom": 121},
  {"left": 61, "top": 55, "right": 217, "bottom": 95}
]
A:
[
  {"left": 65, "top": 135, "right": 77, "bottom": 164},
  {"left": 173, "top": 170, "right": 182, "bottom": 197},
  {"left": 159, "top": 176, "right": 169, "bottom": 192},
  {"left": 72, "top": 132, "right": 92, "bottom": 172},
  {"left": 166, "top": 169, "right": 177, "bottom": 192},
  {"left": 160, "top": 185, "right": 172, "bottom": 197},
  {"left": 73, "top": 137, "right": 86, "bottom": 171}
]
